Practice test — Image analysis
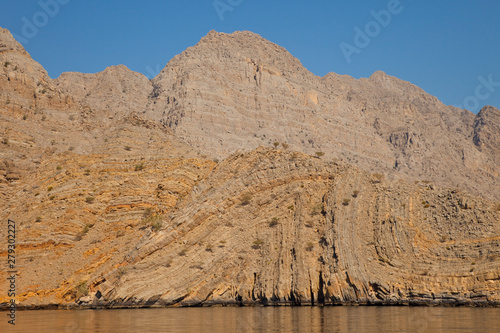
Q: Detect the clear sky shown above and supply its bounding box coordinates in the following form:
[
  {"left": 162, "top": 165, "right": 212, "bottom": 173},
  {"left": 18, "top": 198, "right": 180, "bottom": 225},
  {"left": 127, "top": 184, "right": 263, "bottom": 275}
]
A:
[{"left": 1, "top": 0, "right": 499, "bottom": 113}]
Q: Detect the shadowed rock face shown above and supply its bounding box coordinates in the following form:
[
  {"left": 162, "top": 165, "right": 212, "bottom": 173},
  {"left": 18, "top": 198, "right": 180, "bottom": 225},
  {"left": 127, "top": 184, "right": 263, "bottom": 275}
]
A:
[{"left": 0, "top": 27, "right": 499, "bottom": 308}]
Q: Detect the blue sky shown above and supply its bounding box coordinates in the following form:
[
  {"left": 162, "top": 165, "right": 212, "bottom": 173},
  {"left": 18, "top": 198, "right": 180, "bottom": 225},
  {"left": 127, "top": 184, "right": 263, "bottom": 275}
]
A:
[{"left": 1, "top": 0, "right": 499, "bottom": 113}]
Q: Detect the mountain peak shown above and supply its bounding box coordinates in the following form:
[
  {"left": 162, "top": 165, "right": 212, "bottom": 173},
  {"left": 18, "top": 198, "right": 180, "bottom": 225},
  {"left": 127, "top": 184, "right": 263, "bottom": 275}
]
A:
[
  {"left": 157, "top": 29, "right": 308, "bottom": 82},
  {"left": 199, "top": 30, "right": 266, "bottom": 43}
]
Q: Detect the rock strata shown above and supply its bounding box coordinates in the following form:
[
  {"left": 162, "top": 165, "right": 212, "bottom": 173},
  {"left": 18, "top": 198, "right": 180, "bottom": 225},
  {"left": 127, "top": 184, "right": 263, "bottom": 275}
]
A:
[{"left": 0, "top": 27, "right": 499, "bottom": 309}]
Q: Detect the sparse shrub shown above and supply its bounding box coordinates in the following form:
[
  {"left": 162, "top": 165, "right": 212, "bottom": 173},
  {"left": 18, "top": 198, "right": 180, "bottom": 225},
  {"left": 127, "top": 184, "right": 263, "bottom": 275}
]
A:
[
  {"left": 311, "top": 203, "right": 324, "bottom": 215},
  {"left": 269, "top": 217, "right": 279, "bottom": 227},
  {"left": 141, "top": 211, "right": 163, "bottom": 231},
  {"left": 85, "top": 196, "right": 95, "bottom": 204},
  {"left": 352, "top": 190, "right": 360, "bottom": 198},
  {"left": 190, "top": 264, "right": 204, "bottom": 270},
  {"left": 151, "top": 220, "right": 163, "bottom": 231},
  {"left": 50, "top": 140, "right": 56, "bottom": 146},
  {"left": 372, "top": 173, "right": 384, "bottom": 183},
  {"left": 143, "top": 207, "right": 154, "bottom": 218},
  {"left": 84, "top": 169, "right": 90, "bottom": 175},
  {"left": 49, "top": 195, "right": 56, "bottom": 200},
  {"left": 315, "top": 151, "right": 325, "bottom": 158},
  {"left": 124, "top": 145, "right": 132, "bottom": 151},
  {"left": 306, "top": 242, "right": 314, "bottom": 251},
  {"left": 205, "top": 244, "right": 213, "bottom": 252},
  {"left": 41, "top": 89, "right": 46, "bottom": 94},
  {"left": 273, "top": 142, "right": 279, "bottom": 148},
  {"left": 424, "top": 204, "right": 430, "bottom": 208},
  {"left": 213, "top": 158, "right": 219, "bottom": 163},
  {"left": 4, "top": 61, "right": 10, "bottom": 67},
  {"left": 68, "top": 115, "right": 75, "bottom": 121},
  {"left": 36, "top": 217, "right": 42, "bottom": 222},
  {"left": 116, "top": 230, "right": 125, "bottom": 238},
  {"left": 342, "top": 198, "right": 350, "bottom": 206},
  {"left": 2, "top": 138, "right": 8, "bottom": 145},
  {"left": 56, "top": 165, "right": 62, "bottom": 170},
  {"left": 68, "top": 146, "right": 74, "bottom": 151},
  {"left": 134, "top": 163, "right": 144, "bottom": 171},
  {"left": 287, "top": 205, "right": 294, "bottom": 210},
  {"left": 34, "top": 192, "right": 39, "bottom": 196},
  {"left": 74, "top": 281, "right": 88, "bottom": 299},
  {"left": 281, "top": 143, "right": 289, "bottom": 149},
  {"left": 178, "top": 249, "right": 187, "bottom": 256},
  {"left": 81, "top": 223, "right": 93, "bottom": 234},
  {"left": 41, "top": 115, "right": 46, "bottom": 121},
  {"left": 252, "top": 239, "right": 264, "bottom": 249},
  {"left": 47, "top": 186, "right": 53, "bottom": 191},
  {"left": 240, "top": 194, "right": 252, "bottom": 206},
  {"left": 22, "top": 115, "right": 27, "bottom": 120}
]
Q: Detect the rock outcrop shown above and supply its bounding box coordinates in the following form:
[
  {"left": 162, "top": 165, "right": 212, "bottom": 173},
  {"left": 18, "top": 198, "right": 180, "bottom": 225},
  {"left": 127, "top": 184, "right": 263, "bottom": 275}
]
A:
[
  {"left": 0, "top": 27, "right": 499, "bottom": 309},
  {"left": 93, "top": 148, "right": 500, "bottom": 307}
]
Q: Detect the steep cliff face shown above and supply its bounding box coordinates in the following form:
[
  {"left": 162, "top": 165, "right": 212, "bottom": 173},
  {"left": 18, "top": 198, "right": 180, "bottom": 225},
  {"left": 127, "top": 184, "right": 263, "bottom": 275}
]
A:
[
  {"left": 93, "top": 148, "right": 500, "bottom": 307},
  {"left": 474, "top": 106, "right": 500, "bottom": 156},
  {"left": 0, "top": 27, "right": 499, "bottom": 309},
  {"left": 0, "top": 28, "right": 73, "bottom": 118}
]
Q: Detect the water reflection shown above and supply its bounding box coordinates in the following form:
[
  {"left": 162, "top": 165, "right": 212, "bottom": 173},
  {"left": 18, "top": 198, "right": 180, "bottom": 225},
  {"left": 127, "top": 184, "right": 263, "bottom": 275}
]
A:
[{"left": 3, "top": 306, "right": 500, "bottom": 332}]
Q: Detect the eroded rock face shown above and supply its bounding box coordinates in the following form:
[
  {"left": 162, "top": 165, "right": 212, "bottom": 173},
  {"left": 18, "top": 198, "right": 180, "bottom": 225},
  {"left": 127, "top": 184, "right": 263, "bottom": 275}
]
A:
[
  {"left": 54, "top": 65, "right": 153, "bottom": 117},
  {"left": 94, "top": 148, "right": 500, "bottom": 307},
  {"left": 0, "top": 27, "right": 499, "bottom": 308},
  {"left": 145, "top": 31, "right": 499, "bottom": 199},
  {"left": 474, "top": 106, "right": 500, "bottom": 155}
]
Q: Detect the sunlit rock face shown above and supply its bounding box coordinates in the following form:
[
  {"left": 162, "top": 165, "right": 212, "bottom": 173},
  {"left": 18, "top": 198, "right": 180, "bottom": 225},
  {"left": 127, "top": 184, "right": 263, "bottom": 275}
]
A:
[{"left": 0, "top": 27, "right": 499, "bottom": 308}]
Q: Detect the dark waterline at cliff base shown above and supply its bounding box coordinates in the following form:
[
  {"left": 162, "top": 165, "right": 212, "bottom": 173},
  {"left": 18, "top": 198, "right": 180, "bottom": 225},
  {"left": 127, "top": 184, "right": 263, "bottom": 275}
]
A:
[{"left": 2, "top": 307, "right": 500, "bottom": 333}]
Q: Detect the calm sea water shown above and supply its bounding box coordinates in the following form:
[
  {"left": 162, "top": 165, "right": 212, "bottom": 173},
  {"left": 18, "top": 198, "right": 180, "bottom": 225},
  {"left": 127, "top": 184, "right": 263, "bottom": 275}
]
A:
[{"left": 2, "top": 306, "right": 500, "bottom": 332}]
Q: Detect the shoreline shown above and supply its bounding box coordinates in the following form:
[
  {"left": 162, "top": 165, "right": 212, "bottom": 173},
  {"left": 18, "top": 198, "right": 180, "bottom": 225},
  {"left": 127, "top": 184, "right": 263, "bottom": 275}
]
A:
[{"left": 2, "top": 299, "right": 500, "bottom": 311}]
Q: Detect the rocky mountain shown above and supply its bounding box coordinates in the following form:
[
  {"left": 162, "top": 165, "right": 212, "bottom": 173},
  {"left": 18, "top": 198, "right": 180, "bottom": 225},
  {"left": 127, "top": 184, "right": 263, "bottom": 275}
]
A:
[
  {"left": 145, "top": 30, "right": 499, "bottom": 200},
  {"left": 0, "top": 27, "right": 499, "bottom": 308}
]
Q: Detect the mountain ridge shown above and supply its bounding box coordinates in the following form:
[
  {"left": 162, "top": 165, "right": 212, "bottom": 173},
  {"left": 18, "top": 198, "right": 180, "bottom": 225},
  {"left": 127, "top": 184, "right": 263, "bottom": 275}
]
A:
[{"left": 0, "top": 27, "right": 499, "bottom": 309}]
